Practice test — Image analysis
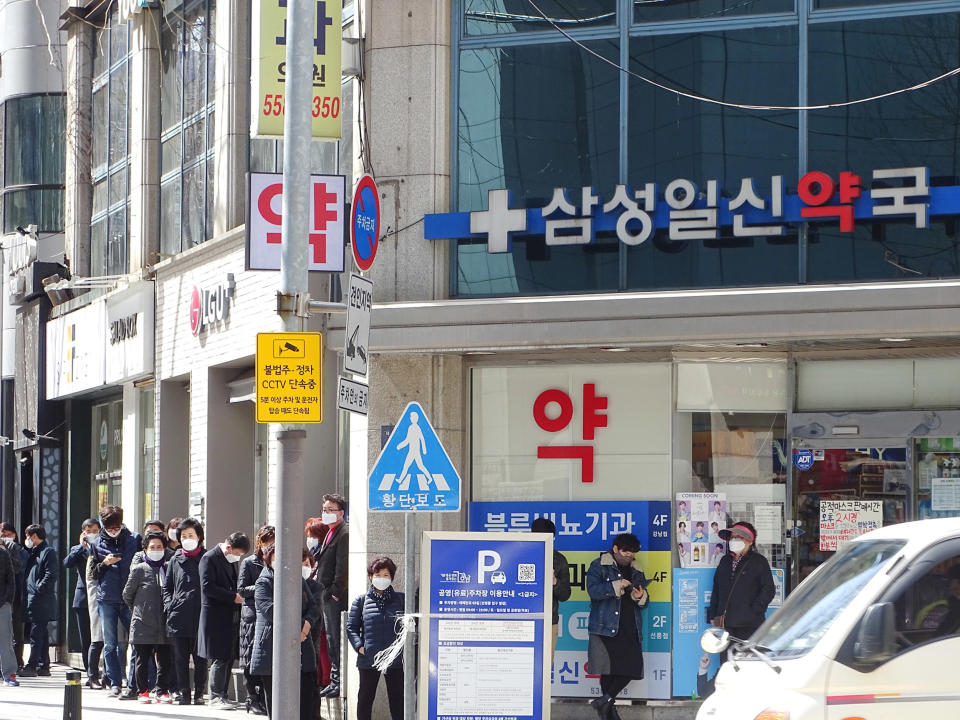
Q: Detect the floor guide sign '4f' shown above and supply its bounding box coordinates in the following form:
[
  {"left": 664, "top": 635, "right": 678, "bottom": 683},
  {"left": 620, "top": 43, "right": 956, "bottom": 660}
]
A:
[{"left": 368, "top": 402, "right": 461, "bottom": 512}]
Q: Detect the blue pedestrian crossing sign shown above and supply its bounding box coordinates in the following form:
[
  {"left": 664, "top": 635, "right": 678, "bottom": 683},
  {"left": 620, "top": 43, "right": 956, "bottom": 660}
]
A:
[{"left": 368, "top": 402, "right": 461, "bottom": 512}]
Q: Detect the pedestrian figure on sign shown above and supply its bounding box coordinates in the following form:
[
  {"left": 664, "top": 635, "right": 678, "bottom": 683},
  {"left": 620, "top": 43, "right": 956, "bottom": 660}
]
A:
[{"left": 397, "top": 412, "right": 429, "bottom": 488}]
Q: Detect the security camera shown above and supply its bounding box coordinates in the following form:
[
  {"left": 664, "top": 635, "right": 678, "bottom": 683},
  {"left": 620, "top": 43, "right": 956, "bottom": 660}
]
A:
[{"left": 17, "top": 454, "right": 28, "bottom": 465}]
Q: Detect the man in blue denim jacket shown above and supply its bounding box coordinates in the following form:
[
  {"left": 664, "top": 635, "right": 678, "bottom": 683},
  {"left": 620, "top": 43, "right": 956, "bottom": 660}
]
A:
[{"left": 586, "top": 533, "right": 649, "bottom": 720}]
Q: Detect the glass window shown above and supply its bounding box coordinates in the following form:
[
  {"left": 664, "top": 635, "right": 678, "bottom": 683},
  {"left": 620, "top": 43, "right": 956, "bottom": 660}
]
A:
[
  {"left": 160, "top": 0, "right": 216, "bottom": 256},
  {"left": 626, "top": 27, "right": 799, "bottom": 290},
  {"left": 815, "top": 0, "right": 942, "bottom": 7},
  {"left": 465, "top": 0, "right": 616, "bottom": 36},
  {"left": 90, "top": 5, "right": 130, "bottom": 276},
  {"left": 807, "top": 15, "right": 960, "bottom": 283},
  {"left": 634, "top": 0, "right": 792, "bottom": 23}
]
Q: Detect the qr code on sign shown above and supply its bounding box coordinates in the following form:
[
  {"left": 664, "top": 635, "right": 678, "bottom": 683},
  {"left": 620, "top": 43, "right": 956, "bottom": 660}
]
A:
[{"left": 518, "top": 564, "right": 536, "bottom": 582}]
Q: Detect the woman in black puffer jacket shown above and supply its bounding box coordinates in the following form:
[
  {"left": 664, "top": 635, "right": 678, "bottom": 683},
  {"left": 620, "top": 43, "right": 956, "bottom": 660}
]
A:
[
  {"left": 237, "top": 525, "right": 273, "bottom": 715},
  {"left": 346, "top": 556, "right": 405, "bottom": 720}
]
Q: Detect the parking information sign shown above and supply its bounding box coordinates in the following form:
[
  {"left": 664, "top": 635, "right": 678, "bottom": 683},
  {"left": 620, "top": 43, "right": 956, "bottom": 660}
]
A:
[
  {"left": 368, "top": 402, "right": 461, "bottom": 511},
  {"left": 255, "top": 332, "right": 323, "bottom": 423},
  {"left": 420, "top": 532, "right": 552, "bottom": 720},
  {"left": 344, "top": 273, "right": 372, "bottom": 376}
]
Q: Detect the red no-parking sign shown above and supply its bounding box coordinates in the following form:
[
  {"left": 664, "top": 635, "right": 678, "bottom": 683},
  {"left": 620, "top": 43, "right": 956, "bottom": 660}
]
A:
[{"left": 351, "top": 174, "right": 380, "bottom": 271}]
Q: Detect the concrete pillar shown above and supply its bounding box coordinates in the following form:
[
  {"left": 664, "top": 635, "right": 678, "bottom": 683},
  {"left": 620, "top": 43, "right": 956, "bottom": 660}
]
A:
[{"left": 63, "top": 13, "right": 93, "bottom": 276}]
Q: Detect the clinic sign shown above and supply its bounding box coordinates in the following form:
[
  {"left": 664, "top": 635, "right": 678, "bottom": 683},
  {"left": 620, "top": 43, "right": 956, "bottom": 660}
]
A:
[
  {"left": 424, "top": 166, "right": 937, "bottom": 250},
  {"left": 421, "top": 532, "right": 552, "bottom": 720}
]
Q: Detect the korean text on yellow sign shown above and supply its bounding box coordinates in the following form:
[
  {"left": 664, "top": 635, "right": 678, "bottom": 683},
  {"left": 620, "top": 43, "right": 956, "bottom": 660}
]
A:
[
  {"left": 251, "top": 0, "right": 342, "bottom": 139},
  {"left": 256, "top": 332, "right": 323, "bottom": 423}
]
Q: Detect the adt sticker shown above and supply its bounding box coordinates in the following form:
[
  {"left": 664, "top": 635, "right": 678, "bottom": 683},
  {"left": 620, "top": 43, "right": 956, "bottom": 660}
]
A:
[
  {"left": 793, "top": 448, "right": 814, "bottom": 471},
  {"left": 368, "top": 402, "right": 461, "bottom": 512}
]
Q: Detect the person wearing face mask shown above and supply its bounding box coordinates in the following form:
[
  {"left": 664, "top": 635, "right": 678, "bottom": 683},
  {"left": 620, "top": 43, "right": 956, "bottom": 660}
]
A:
[
  {"left": 199, "top": 531, "right": 249, "bottom": 709},
  {"left": 1, "top": 522, "right": 29, "bottom": 674},
  {"left": 238, "top": 525, "right": 274, "bottom": 715},
  {"left": 346, "top": 556, "right": 405, "bottom": 720},
  {"left": 250, "top": 544, "right": 320, "bottom": 720},
  {"left": 315, "top": 493, "right": 348, "bottom": 698},
  {"left": 20, "top": 524, "right": 58, "bottom": 679},
  {"left": 300, "top": 544, "right": 328, "bottom": 707},
  {"left": 122, "top": 532, "right": 173, "bottom": 703},
  {"left": 63, "top": 518, "right": 100, "bottom": 680},
  {"left": 0, "top": 532, "right": 19, "bottom": 687},
  {"left": 586, "top": 533, "right": 649, "bottom": 720},
  {"left": 166, "top": 518, "right": 184, "bottom": 553},
  {"left": 162, "top": 517, "right": 207, "bottom": 705},
  {"left": 131, "top": 520, "right": 169, "bottom": 566},
  {"left": 89, "top": 505, "right": 142, "bottom": 697},
  {"left": 708, "top": 522, "right": 775, "bottom": 642}
]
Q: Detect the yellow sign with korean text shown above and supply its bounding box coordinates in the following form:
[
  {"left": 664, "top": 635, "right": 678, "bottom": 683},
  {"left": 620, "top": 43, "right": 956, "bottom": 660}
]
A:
[
  {"left": 251, "top": 0, "right": 342, "bottom": 139},
  {"left": 256, "top": 332, "right": 323, "bottom": 423}
]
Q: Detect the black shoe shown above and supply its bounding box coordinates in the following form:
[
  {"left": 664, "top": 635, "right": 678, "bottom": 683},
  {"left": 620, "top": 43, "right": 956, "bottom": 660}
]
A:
[
  {"left": 608, "top": 700, "right": 622, "bottom": 720},
  {"left": 37, "top": 667, "right": 51, "bottom": 677},
  {"left": 177, "top": 693, "right": 192, "bottom": 706},
  {"left": 590, "top": 694, "right": 613, "bottom": 720},
  {"left": 86, "top": 677, "right": 104, "bottom": 689},
  {"left": 119, "top": 687, "right": 138, "bottom": 700},
  {"left": 17, "top": 667, "right": 37, "bottom": 678},
  {"left": 194, "top": 695, "right": 206, "bottom": 705}
]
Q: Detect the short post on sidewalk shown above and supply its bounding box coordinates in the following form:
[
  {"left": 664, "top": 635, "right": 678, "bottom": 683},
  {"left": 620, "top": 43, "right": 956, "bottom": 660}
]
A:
[{"left": 63, "top": 670, "right": 82, "bottom": 720}]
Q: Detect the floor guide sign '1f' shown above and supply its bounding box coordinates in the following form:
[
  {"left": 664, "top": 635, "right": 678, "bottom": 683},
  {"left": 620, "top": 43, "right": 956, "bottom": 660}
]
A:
[{"left": 368, "top": 402, "right": 461, "bottom": 512}]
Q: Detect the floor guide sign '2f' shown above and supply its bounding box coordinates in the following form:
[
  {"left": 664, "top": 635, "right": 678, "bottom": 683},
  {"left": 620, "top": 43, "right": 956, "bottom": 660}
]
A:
[{"left": 368, "top": 402, "right": 461, "bottom": 512}]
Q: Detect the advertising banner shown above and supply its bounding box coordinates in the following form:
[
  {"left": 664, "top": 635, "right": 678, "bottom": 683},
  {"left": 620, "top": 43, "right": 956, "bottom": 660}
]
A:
[
  {"left": 676, "top": 493, "right": 727, "bottom": 569},
  {"left": 819, "top": 500, "right": 883, "bottom": 551},
  {"left": 421, "top": 532, "right": 552, "bottom": 720},
  {"left": 469, "top": 501, "right": 672, "bottom": 699},
  {"left": 251, "top": 0, "right": 342, "bottom": 139}
]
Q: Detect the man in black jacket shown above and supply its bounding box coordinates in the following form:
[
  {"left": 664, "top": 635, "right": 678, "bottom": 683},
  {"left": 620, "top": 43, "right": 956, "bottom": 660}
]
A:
[
  {"left": 0, "top": 539, "right": 18, "bottom": 684},
  {"left": 63, "top": 518, "right": 100, "bottom": 677},
  {"left": 708, "top": 521, "right": 776, "bottom": 641},
  {"left": 199, "top": 531, "right": 248, "bottom": 708},
  {"left": 20, "top": 524, "right": 57, "bottom": 677},
  {"left": 316, "top": 493, "right": 348, "bottom": 698}
]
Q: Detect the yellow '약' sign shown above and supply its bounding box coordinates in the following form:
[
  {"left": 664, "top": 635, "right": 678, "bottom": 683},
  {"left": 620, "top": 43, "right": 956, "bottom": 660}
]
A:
[
  {"left": 256, "top": 332, "right": 324, "bottom": 423},
  {"left": 251, "top": 0, "right": 342, "bottom": 139}
]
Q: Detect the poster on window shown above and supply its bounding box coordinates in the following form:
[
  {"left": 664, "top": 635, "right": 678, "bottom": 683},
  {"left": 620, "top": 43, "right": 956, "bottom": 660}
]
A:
[
  {"left": 469, "top": 501, "right": 672, "bottom": 699},
  {"left": 818, "top": 500, "right": 883, "bottom": 551},
  {"left": 676, "top": 493, "right": 726, "bottom": 569}
]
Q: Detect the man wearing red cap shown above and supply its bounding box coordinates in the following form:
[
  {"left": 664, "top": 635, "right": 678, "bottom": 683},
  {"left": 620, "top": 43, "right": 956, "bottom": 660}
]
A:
[{"left": 707, "top": 521, "right": 775, "bottom": 641}]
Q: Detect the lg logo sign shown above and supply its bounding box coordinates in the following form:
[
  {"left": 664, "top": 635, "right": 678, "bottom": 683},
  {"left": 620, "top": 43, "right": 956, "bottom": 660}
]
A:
[{"left": 189, "top": 275, "right": 235, "bottom": 337}]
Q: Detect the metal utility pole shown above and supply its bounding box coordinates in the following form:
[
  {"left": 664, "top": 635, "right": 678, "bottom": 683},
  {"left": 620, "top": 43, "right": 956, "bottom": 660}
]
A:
[{"left": 273, "top": 0, "right": 313, "bottom": 716}]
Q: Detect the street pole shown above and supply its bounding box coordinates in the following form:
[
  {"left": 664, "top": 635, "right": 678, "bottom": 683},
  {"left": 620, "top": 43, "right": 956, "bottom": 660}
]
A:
[{"left": 273, "top": 0, "right": 313, "bottom": 716}]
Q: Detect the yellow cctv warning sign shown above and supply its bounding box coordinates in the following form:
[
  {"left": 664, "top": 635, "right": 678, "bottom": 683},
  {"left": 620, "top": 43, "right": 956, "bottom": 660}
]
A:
[{"left": 256, "top": 332, "right": 323, "bottom": 423}]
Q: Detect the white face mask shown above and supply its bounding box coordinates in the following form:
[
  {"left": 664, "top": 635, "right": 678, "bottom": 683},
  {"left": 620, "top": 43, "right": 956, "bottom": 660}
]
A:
[
  {"left": 321, "top": 512, "right": 339, "bottom": 526},
  {"left": 84, "top": 533, "right": 98, "bottom": 545},
  {"left": 146, "top": 549, "right": 165, "bottom": 562},
  {"left": 301, "top": 566, "right": 313, "bottom": 580},
  {"left": 225, "top": 551, "right": 241, "bottom": 563},
  {"left": 24, "top": 538, "right": 34, "bottom": 549},
  {"left": 106, "top": 529, "right": 121, "bottom": 539},
  {"left": 168, "top": 529, "right": 178, "bottom": 542},
  {"left": 372, "top": 577, "right": 392, "bottom": 591},
  {"left": 306, "top": 536, "right": 320, "bottom": 551},
  {"left": 181, "top": 538, "right": 199, "bottom": 552},
  {"left": 729, "top": 539, "right": 747, "bottom": 554}
]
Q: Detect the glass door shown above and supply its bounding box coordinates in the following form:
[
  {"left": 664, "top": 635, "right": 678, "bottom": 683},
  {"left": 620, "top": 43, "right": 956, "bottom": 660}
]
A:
[{"left": 915, "top": 437, "right": 960, "bottom": 520}]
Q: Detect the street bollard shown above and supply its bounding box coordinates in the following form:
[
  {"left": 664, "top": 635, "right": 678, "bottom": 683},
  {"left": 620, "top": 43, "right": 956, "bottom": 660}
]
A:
[{"left": 63, "top": 670, "right": 82, "bottom": 720}]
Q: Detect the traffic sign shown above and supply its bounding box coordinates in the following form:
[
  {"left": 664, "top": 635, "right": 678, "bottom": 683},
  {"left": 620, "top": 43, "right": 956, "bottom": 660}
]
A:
[
  {"left": 256, "top": 332, "right": 323, "bottom": 423},
  {"left": 351, "top": 174, "right": 380, "bottom": 271},
  {"left": 337, "top": 376, "right": 368, "bottom": 415},
  {"left": 368, "top": 402, "right": 461, "bottom": 512},
  {"left": 344, "top": 273, "right": 372, "bottom": 376},
  {"left": 793, "top": 448, "right": 814, "bottom": 470}
]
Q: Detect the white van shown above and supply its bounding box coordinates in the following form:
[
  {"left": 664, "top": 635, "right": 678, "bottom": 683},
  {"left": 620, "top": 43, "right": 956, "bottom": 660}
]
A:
[{"left": 697, "top": 518, "right": 960, "bottom": 720}]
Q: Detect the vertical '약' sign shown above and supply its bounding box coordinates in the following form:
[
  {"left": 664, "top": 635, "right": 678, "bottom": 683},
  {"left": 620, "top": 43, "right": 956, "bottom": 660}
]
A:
[{"left": 251, "top": 0, "right": 342, "bottom": 139}]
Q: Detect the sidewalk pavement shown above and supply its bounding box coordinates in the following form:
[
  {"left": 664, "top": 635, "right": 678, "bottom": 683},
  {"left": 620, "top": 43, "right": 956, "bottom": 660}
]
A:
[{"left": 0, "top": 663, "right": 253, "bottom": 720}]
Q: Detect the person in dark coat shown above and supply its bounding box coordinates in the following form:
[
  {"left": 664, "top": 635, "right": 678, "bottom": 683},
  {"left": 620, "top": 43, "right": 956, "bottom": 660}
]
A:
[
  {"left": 166, "top": 517, "right": 184, "bottom": 553},
  {"left": 131, "top": 519, "right": 168, "bottom": 565},
  {"left": 123, "top": 531, "right": 173, "bottom": 703},
  {"left": 89, "top": 505, "right": 141, "bottom": 697},
  {"left": 20, "top": 524, "right": 57, "bottom": 677},
  {"left": 250, "top": 544, "right": 320, "bottom": 720},
  {"left": 708, "top": 521, "right": 776, "bottom": 641},
  {"left": 315, "top": 493, "right": 348, "bottom": 697},
  {"left": 199, "top": 531, "right": 248, "bottom": 708},
  {"left": 346, "top": 556, "right": 405, "bottom": 720},
  {"left": 0, "top": 539, "right": 18, "bottom": 684},
  {"left": 304, "top": 517, "right": 331, "bottom": 689},
  {"left": 1, "top": 522, "right": 29, "bottom": 671},
  {"left": 162, "top": 517, "right": 207, "bottom": 706},
  {"left": 586, "top": 533, "right": 649, "bottom": 720},
  {"left": 63, "top": 518, "right": 100, "bottom": 677},
  {"left": 531, "top": 517, "right": 571, "bottom": 661},
  {"left": 239, "top": 525, "right": 274, "bottom": 715}
]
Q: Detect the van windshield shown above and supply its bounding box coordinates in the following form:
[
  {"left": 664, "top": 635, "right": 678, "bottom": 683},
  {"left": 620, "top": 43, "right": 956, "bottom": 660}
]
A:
[{"left": 750, "top": 539, "right": 905, "bottom": 659}]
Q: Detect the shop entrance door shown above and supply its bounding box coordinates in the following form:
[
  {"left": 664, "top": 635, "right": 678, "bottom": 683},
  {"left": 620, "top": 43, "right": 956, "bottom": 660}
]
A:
[{"left": 791, "top": 438, "right": 909, "bottom": 584}]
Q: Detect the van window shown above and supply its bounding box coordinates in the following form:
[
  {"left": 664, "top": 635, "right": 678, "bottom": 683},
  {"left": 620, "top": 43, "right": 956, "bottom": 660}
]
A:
[
  {"left": 890, "top": 554, "right": 960, "bottom": 651},
  {"left": 750, "top": 539, "right": 904, "bottom": 659}
]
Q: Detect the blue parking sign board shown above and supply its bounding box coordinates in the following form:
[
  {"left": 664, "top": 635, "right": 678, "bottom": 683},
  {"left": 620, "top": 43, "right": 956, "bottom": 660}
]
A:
[
  {"left": 793, "top": 448, "right": 814, "bottom": 470},
  {"left": 368, "top": 402, "right": 461, "bottom": 512}
]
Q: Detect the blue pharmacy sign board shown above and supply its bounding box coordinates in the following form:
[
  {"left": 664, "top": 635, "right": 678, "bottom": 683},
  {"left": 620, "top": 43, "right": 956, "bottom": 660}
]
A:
[
  {"left": 421, "top": 532, "right": 552, "bottom": 720},
  {"left": 793, "top": 448, "right": 814, "bottom": 471},
  {"left": 368, "top": 402, "right": 461, "bottom": 512}
]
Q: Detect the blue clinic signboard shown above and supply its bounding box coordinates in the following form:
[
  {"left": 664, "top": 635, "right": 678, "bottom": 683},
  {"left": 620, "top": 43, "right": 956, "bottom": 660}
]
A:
[
  {"left": 368, "top": 402, "right": 461, "bottom": 512},
  {"left": 469, "top": 501, "right": 672, "bottom": 700},
  {"left": 421, "top": 532, "right": 552, "bottom": 720}
]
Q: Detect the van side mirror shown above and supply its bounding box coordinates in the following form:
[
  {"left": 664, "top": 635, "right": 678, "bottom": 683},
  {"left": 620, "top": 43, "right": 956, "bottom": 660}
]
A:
[{"left": 854, "top": 602, "right": 895, "bottom": 663}]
